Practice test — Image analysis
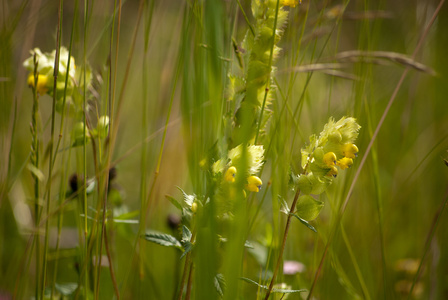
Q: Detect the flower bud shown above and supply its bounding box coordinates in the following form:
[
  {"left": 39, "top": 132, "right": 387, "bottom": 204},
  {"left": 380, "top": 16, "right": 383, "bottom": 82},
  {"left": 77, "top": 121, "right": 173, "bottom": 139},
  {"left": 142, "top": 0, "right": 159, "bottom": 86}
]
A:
[
  {"left": 224, "top": 166, "right": 237, "bottom": 183},
  {"left": 337, "top": 157, "right": 353, "bottom": 170},
  {"left": 246, "top": 176, "right": 262, "bottom": 192},
  {"left": 342, "top": 143, "right": 359, "bottom": 159},
  {"left": 191, "top": 202, "right": 198, "bottom": 213},
  {"left": 323, "top": 152, "right": 337, "bottom": 166},
  {"left": 97, "top": 115, "right": 110, "bottom": 139},
  {"left": 72, "top": 122, "right": 90, "bottom": 146},
  {"left": 328, "top": 131, "right": 342, "bottom": 143}
]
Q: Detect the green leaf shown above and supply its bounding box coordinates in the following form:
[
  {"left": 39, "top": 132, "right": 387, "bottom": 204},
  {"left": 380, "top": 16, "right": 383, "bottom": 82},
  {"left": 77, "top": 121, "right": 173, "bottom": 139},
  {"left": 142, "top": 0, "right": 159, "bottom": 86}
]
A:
[
  {"left": 240, "top": 277, "right": 307, "bottom": 293},
  {"left": 295, "top": 195, "right": 324, "bottom": 221},
  {"left": 181, "top": 225, "right": 192, "bottom": 244},
  {"left": 176, "top": 186, "right": 195, "bottom": 207},
  {"left": 144, "top": 231, "right": 182, "bottom": 250},
  {"left": 27, "top": 164, "right": 45, "bottom": 181},
  {"left": 166, "top": 194, "right": 183, "bottom": 211},
  {"left": 296, "top": 174, "right": 313, "bottom": 195},
  {"left": 291, "top": 214, "right": 317, "bottom": 232},
  {"left": 180, "top": 241, "right": 193, "bottom": 259},
  {"left": 86, "top": 179, "right": 95, "bottom": 195},
  {"left": 278, "top": 195, "right": 290, "bottom": 215},
  {"left": 214, "top": 274, "right": 226, "bottom": 296},
  {"left": 55, "top": 282, "right": 78, "bottom": 296}
]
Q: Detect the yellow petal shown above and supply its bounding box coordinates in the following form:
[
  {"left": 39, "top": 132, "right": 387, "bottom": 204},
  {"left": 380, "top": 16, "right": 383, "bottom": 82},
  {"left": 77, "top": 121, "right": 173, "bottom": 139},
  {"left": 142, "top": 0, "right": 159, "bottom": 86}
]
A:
[
  {"left": 224, "top": 166, "right": 237, "bottom": 183},
  {"left": 323, "top": 152, "right": 337, "bottom": 166},
  {"left": 246, "top": 175, "right": 262, "bottom": 192},
  {"left": 342, "top": 143, "right": 359, "bottom": 159},
  {"left": 337, "top": 157, "right": 353, "bottom": 170}
]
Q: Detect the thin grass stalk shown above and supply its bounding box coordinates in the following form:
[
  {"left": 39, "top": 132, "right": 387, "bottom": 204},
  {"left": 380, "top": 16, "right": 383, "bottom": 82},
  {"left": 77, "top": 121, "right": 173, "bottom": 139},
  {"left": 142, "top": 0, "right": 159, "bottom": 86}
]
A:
[
  {"left": 306, "top": 1, "right": 445, "bottom": 298},
  {"left": 53, "top": 0, "right": 78, "bottom": 162},
  {"left": 41, "top": 1, "right": 63, "bottom": 296},
  {"left": 137, "top": 0, "right": 154, "bottom": 285},
  {"left": 340, "top": 225, "right": 371, "bottom": 300},
  {"left": 30, "top": 54, "right": 41, "bottom": 300},
  {"left": 264, "top": 188, "right": 301, "bottom": 300},
  {"left": 185, "top": 263, "right": 194, "bottom": 300},
  {"left": 177, "top": 228, "right": 196, "bottom": 300},
  {"left": 408, "top": 187, "right": 448, "bottom": 298},
  {"left": 50, "top": 129, "right": 71, "bottom": 299},
  {"left": 82, "top": 0, "right": 89, "bottom": 297}
]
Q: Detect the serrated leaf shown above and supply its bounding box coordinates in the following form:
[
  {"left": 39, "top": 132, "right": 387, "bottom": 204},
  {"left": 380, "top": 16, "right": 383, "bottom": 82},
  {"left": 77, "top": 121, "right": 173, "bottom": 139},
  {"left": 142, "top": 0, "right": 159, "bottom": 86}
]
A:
[
  {"left": 176, "top": 186, "right": 195, "bottom": 207},
  {"left": 214, "top": 274, "right": 226, "bottom": 296},
  {"left": 166, "top": 194, "right": 183, "bottom": 211},
  {"left": 244, "top": 240, "right": 254, "bottom": 249},
  {"left": 278, "top": 195, "right": 290, "bottom": 215},
  {"left": 55, "top": 282, "right": 78, "bottom": 295},
  {"left": 180, "top": 242, "right": 193, "bottom": 259},
  {"left": 182, "top": 225, "right": 192, "bottom": 244},
  {"left": 144, "top": 231, "right": 182, "bottom": 250},
  {"left": 240, "top": 277, "right": 307, "bottom": 293},
  {"left": 291, "top": 214, "right": 317, "bottom": 232},
  {"left": 295, "top": 195, "right": 324, "bottom": 221}
]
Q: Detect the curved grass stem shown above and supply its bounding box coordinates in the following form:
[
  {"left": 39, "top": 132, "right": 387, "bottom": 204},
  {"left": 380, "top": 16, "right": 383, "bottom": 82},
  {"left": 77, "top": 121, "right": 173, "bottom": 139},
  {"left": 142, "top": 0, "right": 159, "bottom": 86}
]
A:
[{"left": 264, "top": 188, "right": 301, "bottom": 300}]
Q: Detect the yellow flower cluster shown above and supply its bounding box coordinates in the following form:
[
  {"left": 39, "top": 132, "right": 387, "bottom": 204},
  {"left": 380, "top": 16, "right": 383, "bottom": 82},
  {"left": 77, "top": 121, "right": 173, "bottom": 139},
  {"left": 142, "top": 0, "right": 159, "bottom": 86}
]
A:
[
  {"left": 23, "top": 47, "right": 76, "bottom": 97},
  {"left": 214, "top": 144, "right": 265, "bottom": 194},
  {"left": 224, "top": 166, "right": 263, "bottom": 193},
  {"left": 297, "top": 117, "right": 360, "bottom": 195}
]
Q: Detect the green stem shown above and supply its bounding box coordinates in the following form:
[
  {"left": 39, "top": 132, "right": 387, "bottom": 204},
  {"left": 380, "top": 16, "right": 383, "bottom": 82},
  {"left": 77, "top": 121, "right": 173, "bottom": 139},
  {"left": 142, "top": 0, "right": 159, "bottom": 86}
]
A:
[
  {"left": 408, "top": 187, "right": 448, "bottom": 298},
  {"left": 254, "top": 0, "right": 281, "bottom": 145},
  {"left": 177, "top": 229, "right": 196, "bottom": 300},
  {"left": 264, "top": 188, "right": 301, "bottom": 300},
  {"left": 31, "top": 54, "right": 41, "bottom": 300},
  {"left": 41, "top": 1, "right": 63, "bottom": 297}
]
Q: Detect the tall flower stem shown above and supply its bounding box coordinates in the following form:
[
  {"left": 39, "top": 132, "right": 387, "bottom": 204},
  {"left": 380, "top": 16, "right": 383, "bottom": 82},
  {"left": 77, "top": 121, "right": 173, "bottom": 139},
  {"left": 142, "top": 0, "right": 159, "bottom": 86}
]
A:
[
  {"left": 30, "top": 55, "right": 41, "bottom": 300},
  {"left": 264, "top": 187, "right": 301, "bottom": 300},
  {"left": 177, "top": 229, "right": 196, "bottom": 300}
]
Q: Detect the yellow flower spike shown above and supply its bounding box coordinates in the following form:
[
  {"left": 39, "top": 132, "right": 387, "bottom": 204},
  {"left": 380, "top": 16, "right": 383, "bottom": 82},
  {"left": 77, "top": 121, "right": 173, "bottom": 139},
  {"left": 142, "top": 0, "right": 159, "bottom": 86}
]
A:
[
  {"left": 281, "top": 0, "right": 301, "bottom": 7},
  {"left": 342, "top": 143, "right": 359, "bottom": 159},
  {"left": 323, "top": 152, "right": 337, "bottom": 166},
  {"left": 27, "top": 74, "right": 49, "bottom": 95},
  {"left": 246, "top": 176, "right": 262, "bottom": 192},
  {"left": 326, "top": 166, "right": 338, "bottom": 178},
  {"left": 224, "top": 166, "right": 237, "bottom": 183},
  {"left": 337, "top": 157, "right": 353, "bottom": 170}
]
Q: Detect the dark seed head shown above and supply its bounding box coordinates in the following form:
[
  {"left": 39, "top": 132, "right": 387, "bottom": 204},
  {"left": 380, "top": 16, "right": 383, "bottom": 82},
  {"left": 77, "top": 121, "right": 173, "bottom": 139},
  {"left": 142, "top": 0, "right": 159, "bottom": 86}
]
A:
[
  {"left": 69, "top": 173, "right": 79, "bottom": 192},
  {"left": 167, "top": 214, "right": 181, "bottom": 230}
]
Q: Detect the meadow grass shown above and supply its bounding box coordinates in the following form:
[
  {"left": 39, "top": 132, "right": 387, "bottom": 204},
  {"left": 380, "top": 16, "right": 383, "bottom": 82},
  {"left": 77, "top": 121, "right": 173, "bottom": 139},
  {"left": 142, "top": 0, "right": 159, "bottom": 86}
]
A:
[{"left": 1, "top": 0, "right": 448, "bottom": 299}]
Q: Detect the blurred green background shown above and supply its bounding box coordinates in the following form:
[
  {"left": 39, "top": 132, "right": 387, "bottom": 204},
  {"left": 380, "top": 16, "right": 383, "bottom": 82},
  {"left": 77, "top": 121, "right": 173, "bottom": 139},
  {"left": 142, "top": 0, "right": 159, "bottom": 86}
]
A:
[{"left": 1, "top": 0, "right": 448, "bottom": 299}]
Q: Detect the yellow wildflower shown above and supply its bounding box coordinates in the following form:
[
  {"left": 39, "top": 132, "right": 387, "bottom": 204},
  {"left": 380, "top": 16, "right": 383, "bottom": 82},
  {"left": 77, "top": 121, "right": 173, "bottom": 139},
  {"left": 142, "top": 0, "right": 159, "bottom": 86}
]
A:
[
  {"left": 246, "top": 176, "right": 262, "bottom": 192},
  {"left": 224, "top": 166, "right": 237, "bottom": 183},
  {"left": 323, "top": 152, "right": 337, "bottom": 166},
  {"left": 342, "top": 143, "right": 359, "bottom": 159},
  {"left": 326, "top": 166, "right": 338, "bottom": 178},
  {"left": 337, "top": 157, "right": 353, "bottom": 170}
]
